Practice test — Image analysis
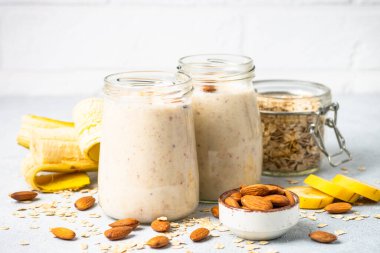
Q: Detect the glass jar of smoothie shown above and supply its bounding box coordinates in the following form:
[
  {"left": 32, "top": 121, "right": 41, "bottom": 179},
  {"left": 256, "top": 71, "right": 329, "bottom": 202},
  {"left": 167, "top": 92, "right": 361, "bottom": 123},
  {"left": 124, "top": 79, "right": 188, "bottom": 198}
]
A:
[
  {"left": 253, "top": 80, "right": 352, "bottom": 176},
  {"left": 99, "top": 71, "right": 199, "bottom": 223},
  {"left": 178, "top": 54, "right": 262, "bottom": 201}
]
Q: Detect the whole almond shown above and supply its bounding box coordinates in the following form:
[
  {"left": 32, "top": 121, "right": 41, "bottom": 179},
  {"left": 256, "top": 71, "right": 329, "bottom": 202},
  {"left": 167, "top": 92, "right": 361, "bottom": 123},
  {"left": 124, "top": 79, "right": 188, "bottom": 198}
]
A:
[
  {"left": 240, "top": 184, "right": 269, "bottom": 196},
  {"left": 74, "top": 196, "right": 95, "bottom": 211},
  {"left": 104, "top": 226, "right": 132, "bottom": 241},
  {"left": 241, "top": 195, "right": 273, "bottom": 211},
  {"left": 190, "top": 228, "right": 209, "bottom": 242},
  {"left": 109, "top": 218, "right": 140, "bottom": 229},
  {"left": 230, "top": 192, "right": 242, "bottom": 201},
  {"left": 151, "top": 219, "right": 170, "bottom": 232},
  {"left": 284, "top": 190, "right": 296, "bottom": 206},
  {"left": 146, "top": 236, "right": 170, "bottom": 248},
  {"left": 224, "top": 197, "right": 240, "bottom": 208},
  {"left": 202, "top": 85, "right": 216, "bottom": 93},
  {"left": 266, "top": 185, "right": 285, "bottom": 195},
  {"left": 324, "top": 202, "right": 352, "bottom": 214},
  {"left": 50, "top": 227, "right": 76, "bottom": 240},
  {"left": 9, "top": 191, "right": 37, "bottom": 201},
  {"left": 211, "top": 206, "right": 219, "bottom": 218},
  {"left": 264, "top": 194, "right": 290, "bottom": 207},
  {"left": 309, "top": 230, "right": 337, "bottom": 243}
]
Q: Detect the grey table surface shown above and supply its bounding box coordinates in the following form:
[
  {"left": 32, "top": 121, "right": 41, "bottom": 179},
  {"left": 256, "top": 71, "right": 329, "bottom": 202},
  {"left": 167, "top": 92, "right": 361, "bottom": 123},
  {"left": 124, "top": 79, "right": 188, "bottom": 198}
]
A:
[{"left": 0, "top": 95, "right": 379, "bottom": 253}]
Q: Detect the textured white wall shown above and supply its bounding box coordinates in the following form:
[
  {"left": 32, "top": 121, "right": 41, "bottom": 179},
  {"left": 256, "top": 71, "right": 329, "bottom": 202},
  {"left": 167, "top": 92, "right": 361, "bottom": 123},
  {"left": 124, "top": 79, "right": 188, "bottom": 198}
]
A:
[{"left": 0, "top": 0, "right": 380, "bottom": 95}]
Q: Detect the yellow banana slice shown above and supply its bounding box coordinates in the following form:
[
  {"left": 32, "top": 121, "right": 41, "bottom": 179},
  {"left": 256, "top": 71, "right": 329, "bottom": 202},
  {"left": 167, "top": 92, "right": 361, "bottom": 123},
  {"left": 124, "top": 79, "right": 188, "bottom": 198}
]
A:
[
  {"left": 332, "top": 174, "right": 380, "bottom": 202},
  {"left": 304, "top": 174, "right": 360, "bottom": 203},
  {"left": 286, "top": 186, "right": 334, "bottom": 209},
  {"left": 73, "top": 98, "right": 103, "bottom": 162},
  {"left": 17, "top": 114, "right": 73, "bottom": 148}
]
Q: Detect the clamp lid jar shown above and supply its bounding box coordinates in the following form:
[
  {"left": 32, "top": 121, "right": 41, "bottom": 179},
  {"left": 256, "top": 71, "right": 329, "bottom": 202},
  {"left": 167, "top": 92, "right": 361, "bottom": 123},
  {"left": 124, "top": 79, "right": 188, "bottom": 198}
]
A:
[{"left": 253, "top": 80, "right": 351, "bottom": 176}]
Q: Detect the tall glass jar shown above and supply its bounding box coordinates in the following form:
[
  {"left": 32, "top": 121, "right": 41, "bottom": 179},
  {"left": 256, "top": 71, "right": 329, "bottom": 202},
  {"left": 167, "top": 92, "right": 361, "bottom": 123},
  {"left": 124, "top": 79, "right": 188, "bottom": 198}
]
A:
[
  {"left": 99, "top": 71, "right": 199, "bottom": 223},
  {"left": 178, "top": 54, "right": 263, "bottom": 201},
  {"left": 253, "top": 80, "right": 351, "bottom": 176}
]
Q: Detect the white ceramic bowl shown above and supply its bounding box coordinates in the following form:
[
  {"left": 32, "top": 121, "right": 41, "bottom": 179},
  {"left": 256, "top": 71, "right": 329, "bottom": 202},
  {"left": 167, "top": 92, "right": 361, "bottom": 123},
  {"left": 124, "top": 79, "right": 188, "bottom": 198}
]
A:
[{"left": 218, "top": 188, "right": 299, "bottom": 240}]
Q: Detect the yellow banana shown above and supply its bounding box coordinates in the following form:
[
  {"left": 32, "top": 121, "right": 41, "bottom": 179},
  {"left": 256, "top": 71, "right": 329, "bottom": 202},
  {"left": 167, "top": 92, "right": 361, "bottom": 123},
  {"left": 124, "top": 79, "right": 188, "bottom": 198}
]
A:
[
  {"left": 332, "top": 174, "right": 380, "bottom": 202},
  {"left": 304, "top": 174, "right": 360, "bottom": 203},
  {"left": 286, "top": 186, "right": 334, "bottom": 209},
  {"left": 73, "top": 98, "right": 103, "bottom": 162},
  {"left": 17, "top": 114, "right": 73, "bottom": 148}
]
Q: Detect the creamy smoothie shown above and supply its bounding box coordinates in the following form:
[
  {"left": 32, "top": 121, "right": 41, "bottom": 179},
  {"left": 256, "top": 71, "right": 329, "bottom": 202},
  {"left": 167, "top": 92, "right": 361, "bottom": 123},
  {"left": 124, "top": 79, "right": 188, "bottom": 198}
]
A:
[
  {"left": 99, "top": 72, "right": 199, "bottom": 223},
  {"left": 192, "top": 84, "right": 262, "bottom": 200}
]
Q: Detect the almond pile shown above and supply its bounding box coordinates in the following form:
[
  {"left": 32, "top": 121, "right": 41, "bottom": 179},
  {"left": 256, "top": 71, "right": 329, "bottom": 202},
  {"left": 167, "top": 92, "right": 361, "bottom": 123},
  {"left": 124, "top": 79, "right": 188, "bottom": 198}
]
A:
[{"left": 223, "top": 184, "right": 295, "bottom": 211}]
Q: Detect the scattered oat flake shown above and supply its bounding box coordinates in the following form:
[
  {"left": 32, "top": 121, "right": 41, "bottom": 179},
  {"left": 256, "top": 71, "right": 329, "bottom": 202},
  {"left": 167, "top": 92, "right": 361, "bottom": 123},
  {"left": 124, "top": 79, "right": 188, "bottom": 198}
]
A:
[
  {"left": 314, "top": 209, "right": 325, "bottom": 213},
  {"left": 210, "top": 232, "right": 220, "bottom": 237},
  {"left": 259, "top": 241, "right": 269, "bottom": 245},
  {"left": 88, "top": 213, "right": 101, "bottom": 218},
  {"left": 247, "top": 245, "right": 261, "bottom": 250},
  {"left": 317, "top": 223, "right": 328, "bottom": 228},
  {"left": 157, "top": 216, "right": 168, "bottom": 221},
  {"left": 234, "top": 238, "right": 244, "bottom": 243},
  {"left": 374, "top": 214, "right": 380, "bottom": 219},
  {"left": 334, "top": 230, "right": 346, "bottom": 236},
  {"left": 307, "top": 215, "right": 317, "bottom": 221},
  {"left": 286, "top": 179, "right": 299, "bottom": 184},
  {"left": 200, "top": 208, "right": 210, "bottom": 212},
  {"left": 265, "top": 250, "right": 279, "bottom": 253},
  {"left": 331, "top": 214, "right": 344, "bottom": 219},
  {"left": 340, "top": 167, "right": 348, "bottom": 171},
  {"left": 358, "top": 166, "right": 366, "bottom": 171},
  {"left": 19, "top": 240, "right": 29, "bottom": 246},
  {"left": 81, "top": 243, "right": 88, "bottom": 250},
  {"left": 245, "top": 241, "right": 254, "bottom": 245},
  {"left": 214, "top": 243, "right": 225, "bottom": 249},
  {"left": 0, "top": 226, "right": 10, "bottom": 230},
  {"left": 30, "top": 224, "right": 39, "bottom": 229}
]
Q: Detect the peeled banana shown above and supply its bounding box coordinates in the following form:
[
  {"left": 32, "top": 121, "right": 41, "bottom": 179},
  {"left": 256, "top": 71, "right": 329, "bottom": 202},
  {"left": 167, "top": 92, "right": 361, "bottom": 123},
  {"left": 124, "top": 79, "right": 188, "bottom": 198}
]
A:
[
  {"left": 304, "top": 174, "right": 360, "bottom": 203},
  {"left": 73, "top": 98, "right": 103, "bottom": 162},
  {"left": 332, "top": 174, "right": 380, "bottom": 202},
  {"left": 17, "top": 98, "right": 103, "bottom": 192},
  {"left": 286, "top": 186, "right": 334, "bottom": 209},
  {"left": 17, "top": 114, "right": 74, "bottom": 148}
]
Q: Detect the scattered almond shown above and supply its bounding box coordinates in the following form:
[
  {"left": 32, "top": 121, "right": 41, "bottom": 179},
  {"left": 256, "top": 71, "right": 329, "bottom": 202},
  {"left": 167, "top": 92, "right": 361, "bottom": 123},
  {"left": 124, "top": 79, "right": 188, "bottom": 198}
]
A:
[
  {"left": 264, "top": 194, "right": 290, "bottom": 207},
  {"left": 202, "top": 85, "right": 216, "bottom": 93},
  {"left": 74, "top": 196, "right": 95, "bottom": 211},
  {"left": 109, "top": 218, "right": 139, "bottom": 230},
  {"left": 241, "top": 195, "right": 273, "bottom": 211},
  {"left": 225, "top": 197, "right": 240, "bottom": 208},
  {"left": 324, "top": 202, "right": 352, "bottom": 214},
  {"left": 9, "top": 191, "right": 37, "bottom": 201},
  {"left": 104, "top": 226, "right": 132, "bottom": 241},
  {"left": 240, "top": 184, "right": 269, "bottom": 196},
  {"left": 151, "top": 219, "right": 170, "bottom": 232},
  {"left": 190, "top": 228, "right": 210, "bottom": 242},
  {"left": 50, "top": 227, "right": 76, "bottom": 240},
  {"left": 211, "top": 206, "right": 219, "bottom": 218},
  {"left": 309, "top": 230, "right": 337, "bottom": 243},
  {"left": 146, "top": 236, "right": 170, "bottom": 248}
]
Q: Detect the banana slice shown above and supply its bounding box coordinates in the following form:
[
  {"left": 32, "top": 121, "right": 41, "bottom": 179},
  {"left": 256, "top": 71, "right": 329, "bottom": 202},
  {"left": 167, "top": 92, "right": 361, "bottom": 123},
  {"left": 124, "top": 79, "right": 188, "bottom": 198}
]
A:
[
  {"left": 73, "top": 98, "right": 103, "bottom": 162},
  {"left": 332, "top": 174, "right": 380, "bottom": 202},
  {"left": 17, "top": 114, "right": 74, "bottom": 148},
  {"left": 304, "top": 174, "right": 360, "bottom": 203},
  {"left": 286, "top": 186, "right": 334, "bottom": 209}
]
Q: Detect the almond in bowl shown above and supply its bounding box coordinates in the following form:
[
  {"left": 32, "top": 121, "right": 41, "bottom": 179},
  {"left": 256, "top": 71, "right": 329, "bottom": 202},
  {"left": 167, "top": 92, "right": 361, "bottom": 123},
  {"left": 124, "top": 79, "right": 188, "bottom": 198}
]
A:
[{"left": 218, "top": 184, "right": 299, "bottom": 240}]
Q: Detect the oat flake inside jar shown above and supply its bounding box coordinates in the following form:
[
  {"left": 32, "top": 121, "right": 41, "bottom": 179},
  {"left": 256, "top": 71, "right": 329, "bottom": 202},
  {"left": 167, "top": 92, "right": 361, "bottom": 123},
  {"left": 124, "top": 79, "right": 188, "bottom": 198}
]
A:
[
  {"left": 253, "top": 80, "right": 352, "bottom": 176},
  {"left": 178, "top": 54, "right": 263, "bottom": 201}
]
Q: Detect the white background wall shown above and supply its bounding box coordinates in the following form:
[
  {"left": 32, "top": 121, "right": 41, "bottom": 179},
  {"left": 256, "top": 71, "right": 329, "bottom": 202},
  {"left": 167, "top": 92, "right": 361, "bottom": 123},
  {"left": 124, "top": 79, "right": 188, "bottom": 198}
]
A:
[{"left": 0, "top": 0, "right": 380, "bottom": 96}]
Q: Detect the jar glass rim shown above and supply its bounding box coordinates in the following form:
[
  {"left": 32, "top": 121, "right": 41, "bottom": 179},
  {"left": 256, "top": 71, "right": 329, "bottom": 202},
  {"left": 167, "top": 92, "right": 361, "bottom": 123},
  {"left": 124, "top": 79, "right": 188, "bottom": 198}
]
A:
[
  {"left": 178, "top": 54, "right": 255, "bottom": 83},
  {"left": 104, "top": 71, "right": 192, "bottom": 96},
  {"left": 252, "top": 79, "right": 331, "bottom": 100}
]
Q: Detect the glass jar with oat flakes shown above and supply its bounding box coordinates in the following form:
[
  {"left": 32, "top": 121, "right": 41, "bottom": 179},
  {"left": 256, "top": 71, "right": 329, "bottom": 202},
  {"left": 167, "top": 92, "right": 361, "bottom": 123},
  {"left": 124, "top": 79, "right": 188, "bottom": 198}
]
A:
[{"left": 252, "top": 80, "right": 352, "bottom": 176}]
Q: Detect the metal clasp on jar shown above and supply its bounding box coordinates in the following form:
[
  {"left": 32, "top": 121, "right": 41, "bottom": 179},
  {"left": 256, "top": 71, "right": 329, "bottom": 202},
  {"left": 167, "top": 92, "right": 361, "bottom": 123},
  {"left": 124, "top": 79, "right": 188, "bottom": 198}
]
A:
[{"left": 310, "top": 103, "right": 352, "bottom": 167}]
